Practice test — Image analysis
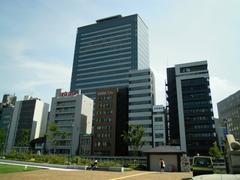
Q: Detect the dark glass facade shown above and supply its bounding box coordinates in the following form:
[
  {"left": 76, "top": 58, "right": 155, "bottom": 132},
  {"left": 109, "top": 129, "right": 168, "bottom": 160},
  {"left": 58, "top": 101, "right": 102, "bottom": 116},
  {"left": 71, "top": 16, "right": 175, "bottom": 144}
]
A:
[
  {"left": 70, "top": 14, "right": 149, "bottom": 99},
  {"left": 166, "top": 61, "right": 216, "bottom": 156},
  {"left": 182, "top": 78, "right": 215, "bottom": 155},
  {"left": 14, "top": 100, "right": 36, "bottom": 146},
  {"left": 166, "top": 68, "right": 179, "bottom": 145}
]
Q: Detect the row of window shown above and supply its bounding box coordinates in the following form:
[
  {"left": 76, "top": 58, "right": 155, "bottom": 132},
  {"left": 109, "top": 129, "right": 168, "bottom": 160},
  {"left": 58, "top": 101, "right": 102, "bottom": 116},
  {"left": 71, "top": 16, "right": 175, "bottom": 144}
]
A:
[
  {"left": 129, "top": 79, "right": 150, "bottom": 84},
  {"left": 185, "top": 116, "right": 211, "bottom": 121},
  {"left": 129, "top": 101, "right": 152, "bottom": 105},
  {"left": 154, "top": 125, "right": 164, "bottom": 130},
  {"left": 96, "top": 110, "right": 113, "bottom": 115},
  {"left": 96, "top": 133, "right": 111, "bottom": 139},
  {"left": 56, "top": 101, "right": 75, "bottom": 107},
  {"left": 97, "top": 95, "right": 112, "bottom": 101},
  {"left": 94, "top": 141, "right": 111, "bottom": 148},
  {"left": 129, "top": 108, "right": 152, "bottom": 113},
  {"left": 129, "top": 86, "right": 150, "bottom": 91},
  {"left": 189, "top": 133, "right": 215, "bottom": 138},
  {"left": 181, "top": 78, "right": 209, "bottom": 86},
  {"left": 154, "top": 117, "right": 163, "bottom": 122},
  {"left": 77, "top": 57, "right": 131, "bottom": 69},
  {"left": 192, "top": 124, "right": 213, "bottom": 129},
  {"left": 144, "top": 133, "right": 152, "bottom": 137},
  {"left": 183, "top": 101, "right": 211, "bottom": 106},
  {"left": 129, "top": 93, "right": 151, "bottom": 98},
  {"left": 184, "top": 108, "right": 211, "bottom": 114},
  {"left": 76, "top": 69, "right": 128, "bottom": 79},
  {"left": 180, "top": 65, "right": 207, "bottom": 73},
  {"left": 95, "top": 125, "right": 111, "bottom": 131},
  {"left": 80, "top": 24, "right": 131, "bottom": 37},
  {"left": 155, "top": 133, "right": 164, "bottom": 138},
  {"left": 129, "top": 72, "right": 150, "bottom": 77},
  {"left": 129, "top": 116, "right": 152, "bottom": 120},
  {"left": 80, "top": 138, "right": 91, "bottom": 145},
  {"left": 79, "top": 33, "right": 131, "bottom": 47},
  {"left": 77, "top": 49, "right": 131, "bottom": 63},
  {"left": 80, "top": 39, "right": 131, "bottom": 52},
  {"left": 80, "top": 28, "right": 131, "bottom": 41},
  {"left": 79, "top": 46, "right": 131, "bottom": 59},
  {"left": 77, "top": 62, "right": 130, "bottom": 74},
  {"left": 95, "top": 118, "right": 112, "bottom": 123},
  {"left": 155, "top": 142, "right": 164, "bottom": 146},
  {"left": 96, "top": 103, "right": 112, "bottom": 109},
  {"left": 55, "top": 114, "right": 74, "bottom": 119}
]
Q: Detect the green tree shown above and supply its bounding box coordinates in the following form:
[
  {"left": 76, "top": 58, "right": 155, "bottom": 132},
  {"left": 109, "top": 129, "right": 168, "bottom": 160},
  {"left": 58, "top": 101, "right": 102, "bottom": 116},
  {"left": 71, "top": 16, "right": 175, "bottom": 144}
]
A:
[
  {"left": 47, "top": 122, "right": 70, "bottom": 154},
  {"left": 122, "top": 124, "right": 145, "bottom": 156},
  {"left": 47, "top": 122, "right": 60, "bottom": 154},
  {"left": 0, "top": 129, "right": 6, "bottom": 155},
  {"left": 209, "top": 142, "right": 223, "bottom": 159},
  {"left": 17, "top": 129, "right": 30, "bottom": 147}
]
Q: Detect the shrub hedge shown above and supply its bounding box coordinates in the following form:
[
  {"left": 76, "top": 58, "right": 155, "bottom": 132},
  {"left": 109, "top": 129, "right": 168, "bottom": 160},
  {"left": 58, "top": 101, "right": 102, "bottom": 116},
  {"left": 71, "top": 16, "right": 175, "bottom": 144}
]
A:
[{"left": 3, "top": 152, "right": 146, "bottom": 170}]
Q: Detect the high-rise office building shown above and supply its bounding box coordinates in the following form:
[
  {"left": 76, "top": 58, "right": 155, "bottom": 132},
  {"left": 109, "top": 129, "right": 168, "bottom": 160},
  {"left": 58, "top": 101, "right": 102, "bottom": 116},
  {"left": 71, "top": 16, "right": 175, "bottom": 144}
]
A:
[
  {"left": 128, "top": 69, "right": 155, "bottom": 151},
  {"left": 47, "top": 89, "right": 93, "bottom": 155},
  {"left": 217, "top": 90, "right": 240, "bottom": 139},
  {"left": 166, "top": 61, "right": 216, "bottom": 155},
  {"left": 6, "top": 96, "right": 49, "bottom": 153},
  {"left": 70, "top": 14, "right": 149, "bottom": 99},
  {"left": 0, "top": 94, "right": 16, "bottom": 153},
  {"left": 93, "top": 88, "right": 128, "bottom": 156}
]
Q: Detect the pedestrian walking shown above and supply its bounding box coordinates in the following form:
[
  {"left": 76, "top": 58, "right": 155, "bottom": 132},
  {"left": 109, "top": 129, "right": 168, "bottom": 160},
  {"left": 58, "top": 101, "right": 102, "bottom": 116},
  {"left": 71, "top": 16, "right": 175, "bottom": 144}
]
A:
[{"left": 160, "top": 159, "right": 165, "bottom": 172}]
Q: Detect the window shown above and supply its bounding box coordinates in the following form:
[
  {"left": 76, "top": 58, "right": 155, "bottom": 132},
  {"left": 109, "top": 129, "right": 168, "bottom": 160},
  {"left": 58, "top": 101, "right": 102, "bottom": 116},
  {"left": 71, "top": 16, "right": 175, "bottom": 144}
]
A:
[
  {"left": 155, "top": 117, "right": 163, "bottom": 122},
  {"left": 154, "top": 125, "right": 163, "bottom": 130},
  {"left": 155, "top": 133, "right": 163, "bottom": 138}
]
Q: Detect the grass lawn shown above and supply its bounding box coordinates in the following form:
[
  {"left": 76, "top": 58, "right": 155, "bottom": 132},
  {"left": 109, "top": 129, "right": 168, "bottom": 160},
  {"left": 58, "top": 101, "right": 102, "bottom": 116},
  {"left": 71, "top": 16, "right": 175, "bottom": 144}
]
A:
[{"left": 0, "top": 164, "right": 39, "bottom": 174}]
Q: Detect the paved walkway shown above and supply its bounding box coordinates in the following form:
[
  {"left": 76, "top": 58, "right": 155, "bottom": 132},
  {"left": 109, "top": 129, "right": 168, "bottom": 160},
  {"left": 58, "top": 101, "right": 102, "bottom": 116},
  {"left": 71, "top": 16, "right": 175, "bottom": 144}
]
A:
[
  {"left": 0, "top": 160, "right": 192, "bottom": 180},
  {"left": 0, "top": 169, "right": 192, "bottom": 180},
  {"left": 0, "top": 161, "right": 79, "bottom": 171}
]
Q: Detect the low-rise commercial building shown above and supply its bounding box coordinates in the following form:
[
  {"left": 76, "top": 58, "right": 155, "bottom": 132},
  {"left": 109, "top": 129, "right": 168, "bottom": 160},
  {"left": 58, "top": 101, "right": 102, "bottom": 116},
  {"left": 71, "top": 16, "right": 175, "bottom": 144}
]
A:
[{"left": 47, "top": 89, "right": 93, "bottom": 155}]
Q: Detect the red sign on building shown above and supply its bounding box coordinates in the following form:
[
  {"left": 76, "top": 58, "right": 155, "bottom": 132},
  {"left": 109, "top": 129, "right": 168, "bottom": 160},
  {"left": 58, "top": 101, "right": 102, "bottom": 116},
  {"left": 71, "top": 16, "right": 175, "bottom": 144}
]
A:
[{"left": 60, "top": 91, "right": 79, "bottom": 97}]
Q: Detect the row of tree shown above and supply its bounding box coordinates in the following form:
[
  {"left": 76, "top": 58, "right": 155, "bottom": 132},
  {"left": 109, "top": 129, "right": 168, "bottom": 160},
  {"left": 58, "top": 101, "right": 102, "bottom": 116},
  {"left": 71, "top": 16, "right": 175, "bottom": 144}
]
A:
[{"left": 0, "top": 123, "right": 224, "bottom": 158}]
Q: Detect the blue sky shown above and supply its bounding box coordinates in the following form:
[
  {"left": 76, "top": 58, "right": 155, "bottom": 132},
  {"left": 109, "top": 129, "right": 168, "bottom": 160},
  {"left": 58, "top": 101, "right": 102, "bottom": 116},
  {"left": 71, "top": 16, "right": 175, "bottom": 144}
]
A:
[{"left": 0, "top": 0, "right": 240, "bottom": 117}]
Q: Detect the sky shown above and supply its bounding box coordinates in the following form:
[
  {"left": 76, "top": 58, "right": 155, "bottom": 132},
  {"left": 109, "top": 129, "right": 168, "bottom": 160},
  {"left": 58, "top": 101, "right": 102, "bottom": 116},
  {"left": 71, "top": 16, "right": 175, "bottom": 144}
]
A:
[{"left": 0, "top": 0, "right": 240, "bottom": 117}]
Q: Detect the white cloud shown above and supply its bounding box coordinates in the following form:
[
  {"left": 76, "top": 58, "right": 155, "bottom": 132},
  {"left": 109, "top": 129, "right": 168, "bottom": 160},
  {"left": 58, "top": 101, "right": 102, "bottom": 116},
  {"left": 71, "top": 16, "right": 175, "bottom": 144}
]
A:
[{"left": 0, "top": 39, "right": 71, "bottom": 103}]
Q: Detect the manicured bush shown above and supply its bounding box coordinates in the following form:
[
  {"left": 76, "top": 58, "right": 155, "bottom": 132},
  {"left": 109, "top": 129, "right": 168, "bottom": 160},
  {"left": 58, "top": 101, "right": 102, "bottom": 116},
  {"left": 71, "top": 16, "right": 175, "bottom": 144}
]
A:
[{"left": 4, "top": 153, "right": 145, "bottom": 169}]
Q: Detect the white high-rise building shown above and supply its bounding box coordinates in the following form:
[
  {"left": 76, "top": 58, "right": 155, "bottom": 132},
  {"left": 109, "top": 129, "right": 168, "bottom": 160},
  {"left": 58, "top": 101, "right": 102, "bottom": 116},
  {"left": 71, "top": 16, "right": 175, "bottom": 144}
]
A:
[
  {"left": 152, "top": 105, "right": 166, "bottom": 147},
  {"left": 128, "top": 69, "right": 155, "bottom": 151},
  {"left": 47, "top": 89, "right": 93, "bottom": 155},
  {"left": 6, "top": 97, "right": 49, "bottom": 153}
]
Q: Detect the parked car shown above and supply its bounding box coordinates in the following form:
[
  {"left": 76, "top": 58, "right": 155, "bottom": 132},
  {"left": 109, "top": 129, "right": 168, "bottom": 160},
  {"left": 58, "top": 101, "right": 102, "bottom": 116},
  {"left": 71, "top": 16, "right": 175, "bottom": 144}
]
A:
[{"left": 192, "top": 156, "right": 214, "bottom": 176}]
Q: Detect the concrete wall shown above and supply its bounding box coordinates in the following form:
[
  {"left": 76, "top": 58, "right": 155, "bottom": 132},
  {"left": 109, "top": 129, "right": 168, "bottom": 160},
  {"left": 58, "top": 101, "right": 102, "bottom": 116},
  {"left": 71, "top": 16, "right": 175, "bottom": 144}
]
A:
[{"left": 149, "top": 154, "right": 178, "bottom": 172}]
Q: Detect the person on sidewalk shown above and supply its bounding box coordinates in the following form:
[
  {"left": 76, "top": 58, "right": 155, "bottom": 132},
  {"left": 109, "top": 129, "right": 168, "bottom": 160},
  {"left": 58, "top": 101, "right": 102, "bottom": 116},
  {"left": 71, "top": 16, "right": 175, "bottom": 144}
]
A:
[{"left": 160, "top": 159, "right": 165, "bottom": 172}]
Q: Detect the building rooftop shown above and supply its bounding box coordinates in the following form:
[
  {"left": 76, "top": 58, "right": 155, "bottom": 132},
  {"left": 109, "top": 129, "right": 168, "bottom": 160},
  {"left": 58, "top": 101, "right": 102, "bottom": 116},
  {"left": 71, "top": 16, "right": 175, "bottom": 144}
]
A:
[{"left": 143, "top": 145, "right": 185, "bottom": 154}]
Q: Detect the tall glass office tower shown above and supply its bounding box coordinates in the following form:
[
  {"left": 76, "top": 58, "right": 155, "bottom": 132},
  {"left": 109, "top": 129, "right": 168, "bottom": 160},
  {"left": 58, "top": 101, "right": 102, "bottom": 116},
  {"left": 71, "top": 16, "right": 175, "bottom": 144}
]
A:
[
  {"left": 70, "top": 14, "right": 149, "bottom": 99},
  {"left": 166, "top": 61, "right": 216, "bottom": 156}
]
